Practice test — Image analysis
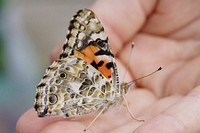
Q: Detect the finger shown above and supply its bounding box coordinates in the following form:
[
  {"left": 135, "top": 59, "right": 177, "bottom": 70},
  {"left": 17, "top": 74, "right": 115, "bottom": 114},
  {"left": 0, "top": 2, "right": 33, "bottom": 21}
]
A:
[
  {"left": 16, "top": 108, "right": 64, "bottom": 133},
  {"left": 107, "top": 121, "right": 143, "bottom": 133},
  {"left": 40, "top": 121, "right": 86, "bottom": 133},
  {"left": 108, "top": 94, "right": 182, "bottom": 133},
  {"left": 134, "top": 85, "right": 200, "bottom": 133},
  {"left": 142, "top": 0, "right": 200, "bottom": 38},
  {"left": 119, "top": 33, "right": 200, "bottom": 96},
  {"left": 118, "top": 33, "right": 170, "bottom": 97},
  {"left": 50, "top": 44, "right": 63, "bottom": 62}
]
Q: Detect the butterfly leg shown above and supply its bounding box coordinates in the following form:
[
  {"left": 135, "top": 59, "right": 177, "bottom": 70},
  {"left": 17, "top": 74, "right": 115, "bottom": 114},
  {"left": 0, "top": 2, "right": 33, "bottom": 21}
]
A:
[
  {"left": 84, "top": 107, "right": 107, "bottom": 131},
  {"left": 122, "top": 95, "right": 144, "bottom": 122}
]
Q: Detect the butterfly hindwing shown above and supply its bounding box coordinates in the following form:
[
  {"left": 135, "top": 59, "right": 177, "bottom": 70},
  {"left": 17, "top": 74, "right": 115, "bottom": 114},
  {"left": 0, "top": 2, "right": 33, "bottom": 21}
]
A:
[{"left": 35, "top": 55, "right": 116, "bottom": 117}]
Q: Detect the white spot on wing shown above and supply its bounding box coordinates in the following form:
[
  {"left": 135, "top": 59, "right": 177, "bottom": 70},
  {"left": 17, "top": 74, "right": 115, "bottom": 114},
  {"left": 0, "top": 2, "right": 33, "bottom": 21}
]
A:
[{"left": 91, "top": 31, "right": 107, "bottom": 40}]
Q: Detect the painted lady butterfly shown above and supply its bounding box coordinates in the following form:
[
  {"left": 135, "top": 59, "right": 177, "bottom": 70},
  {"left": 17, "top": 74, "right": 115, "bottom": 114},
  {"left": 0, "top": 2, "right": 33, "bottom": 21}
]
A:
[{"left": 34, "top": 9, "right": 144, "bottom": 131}]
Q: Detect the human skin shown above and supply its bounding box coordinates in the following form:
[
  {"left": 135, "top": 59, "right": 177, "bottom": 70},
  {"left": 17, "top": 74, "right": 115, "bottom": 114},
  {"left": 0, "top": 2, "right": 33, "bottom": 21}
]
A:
[{"left": 16, "top": 0, "right": 200, "bottom": 133}]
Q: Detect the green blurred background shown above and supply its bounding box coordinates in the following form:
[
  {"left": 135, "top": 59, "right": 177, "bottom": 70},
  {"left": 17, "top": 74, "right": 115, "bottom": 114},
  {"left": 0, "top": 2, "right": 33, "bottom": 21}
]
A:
[{"left": 0, "top": 0, "right": 94, "bottom": 132}]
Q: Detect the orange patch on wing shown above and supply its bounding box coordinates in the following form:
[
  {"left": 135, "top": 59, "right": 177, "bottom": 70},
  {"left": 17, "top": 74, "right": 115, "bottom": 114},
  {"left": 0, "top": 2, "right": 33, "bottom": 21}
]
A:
[
  {"left": 74, "top": 45, "right": 112, "bottom": 79},
  {"left": 98, "top": 61, "right": 112, "bottom": 79},
  {"left": 74, "top": 50, "right": 84, "bottom": 59},
  {"left": 75, "top": 45, "right": 99, "bottom": 63},
  {"left": 83, "top": 45, "right": 98, "bottom": 58}
]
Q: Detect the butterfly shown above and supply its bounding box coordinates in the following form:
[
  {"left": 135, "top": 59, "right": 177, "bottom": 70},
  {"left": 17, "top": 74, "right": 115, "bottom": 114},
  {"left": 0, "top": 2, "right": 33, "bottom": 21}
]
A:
[{"left": 34, "top": 8, "right": 144, "bottom": 131}]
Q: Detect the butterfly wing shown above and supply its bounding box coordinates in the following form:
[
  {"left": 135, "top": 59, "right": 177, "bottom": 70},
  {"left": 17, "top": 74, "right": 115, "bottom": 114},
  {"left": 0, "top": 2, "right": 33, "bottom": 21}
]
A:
[
  {"left": 35, "top": 56, "right": 115, "bottom": 117},
  {"left": 34, "top": 9, "right": 120, "bottom": 117},
  {"left": 60, "top": 9, "right": 120, "bottom": 92}
]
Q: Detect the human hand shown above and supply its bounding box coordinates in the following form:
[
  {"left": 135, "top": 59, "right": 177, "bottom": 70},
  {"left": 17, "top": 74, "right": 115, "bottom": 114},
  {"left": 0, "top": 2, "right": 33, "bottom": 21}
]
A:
[{"left": 17, "top": 0, "right": 200, "bottom": 133}]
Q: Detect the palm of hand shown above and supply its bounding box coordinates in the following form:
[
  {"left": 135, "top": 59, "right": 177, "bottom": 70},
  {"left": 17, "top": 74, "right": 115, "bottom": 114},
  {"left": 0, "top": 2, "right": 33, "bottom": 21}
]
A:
[{"left": 17, "top": 1, "right": 200, "bottom": 133}]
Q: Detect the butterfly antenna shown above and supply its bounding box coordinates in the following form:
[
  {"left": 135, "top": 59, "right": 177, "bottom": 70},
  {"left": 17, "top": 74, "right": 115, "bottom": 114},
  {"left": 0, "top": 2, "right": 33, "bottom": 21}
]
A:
[
  {"left": 127, "top": 67, "right": 162, "bottom": 85},
  {"left": 122, "top": 43, "right": 135, "bottom": 83}
]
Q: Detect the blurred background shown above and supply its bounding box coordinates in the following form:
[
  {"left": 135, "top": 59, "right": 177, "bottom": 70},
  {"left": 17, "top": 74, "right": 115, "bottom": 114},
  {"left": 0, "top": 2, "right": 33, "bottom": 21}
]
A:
[{"left": 0, "top": 0, "right": 94, "bottom": 132}]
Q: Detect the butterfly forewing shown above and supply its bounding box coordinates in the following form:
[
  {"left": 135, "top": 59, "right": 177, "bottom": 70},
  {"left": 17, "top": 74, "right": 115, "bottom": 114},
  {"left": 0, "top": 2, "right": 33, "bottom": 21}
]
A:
[{"left": 60, "top": 9, "right": 119, "bottom": 90}]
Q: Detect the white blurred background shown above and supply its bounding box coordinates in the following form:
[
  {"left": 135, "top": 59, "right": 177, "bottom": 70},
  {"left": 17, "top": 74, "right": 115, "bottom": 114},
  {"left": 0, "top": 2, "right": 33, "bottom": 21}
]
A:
[{"left": 0, "top": 1, "right": 94, "bottom": 132}]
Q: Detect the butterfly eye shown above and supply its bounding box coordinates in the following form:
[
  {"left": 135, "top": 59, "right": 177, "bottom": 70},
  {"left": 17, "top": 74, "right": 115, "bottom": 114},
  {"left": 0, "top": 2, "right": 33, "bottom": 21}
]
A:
[
  {"left": 49, "top": 94, "right": 57, "bottom": 104},
  {"left": 60, "top": 72, "right": 67, "bottom": 79}
]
